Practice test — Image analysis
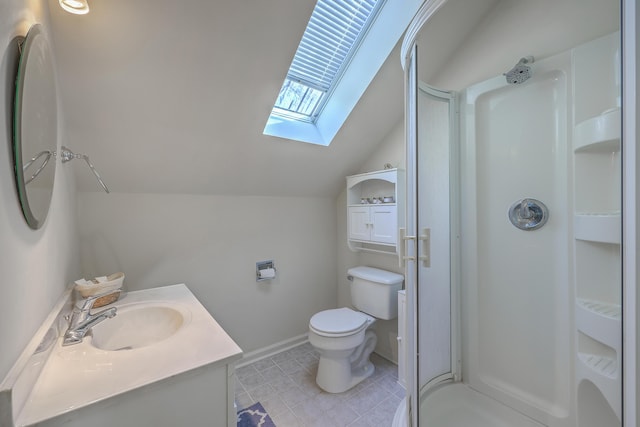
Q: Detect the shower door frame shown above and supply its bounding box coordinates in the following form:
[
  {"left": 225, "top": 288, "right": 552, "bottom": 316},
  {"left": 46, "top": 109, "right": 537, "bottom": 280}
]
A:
[
  {"left": 416, "top": 80, "right": 461, "bottom": 399},
  {"left": 404, "top": 41, "right": 461, "bottom": 426},
  {"left": 622, "top": 0, "right": 638, "bottom": 424}
]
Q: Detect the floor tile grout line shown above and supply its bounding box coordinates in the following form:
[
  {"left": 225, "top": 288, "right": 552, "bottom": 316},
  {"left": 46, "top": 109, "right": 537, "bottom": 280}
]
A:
[{"left": 236, "top": 342, "right": 401, "bottom": 426}]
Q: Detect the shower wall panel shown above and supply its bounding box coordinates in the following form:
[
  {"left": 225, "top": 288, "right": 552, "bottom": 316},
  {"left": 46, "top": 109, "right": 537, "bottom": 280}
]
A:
[{"left": 461, "top": 52, "right": 572, "bottom": 426}]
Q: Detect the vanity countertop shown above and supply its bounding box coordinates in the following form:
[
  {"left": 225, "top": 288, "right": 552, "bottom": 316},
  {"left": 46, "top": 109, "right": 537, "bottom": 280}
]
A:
[{"left": 16, "top": 284, "right": 242, "bottom": 426}]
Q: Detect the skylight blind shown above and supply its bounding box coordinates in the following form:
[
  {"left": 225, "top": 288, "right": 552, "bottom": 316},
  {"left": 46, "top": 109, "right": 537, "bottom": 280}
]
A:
[
  {"left": 289, "top": 0, "right": 378, "bottom": 92},
  {"left": 289, "top": 0, "right": 377, "bottom": 92},
  {"left": 272, "top": 0, "right": 381, "bottom": 120}
]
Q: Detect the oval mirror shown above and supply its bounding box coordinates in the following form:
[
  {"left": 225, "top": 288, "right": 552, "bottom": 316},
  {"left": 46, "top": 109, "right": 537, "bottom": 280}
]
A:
[{"left": 13, "top": 24, "right": 57, "bottom": 230}]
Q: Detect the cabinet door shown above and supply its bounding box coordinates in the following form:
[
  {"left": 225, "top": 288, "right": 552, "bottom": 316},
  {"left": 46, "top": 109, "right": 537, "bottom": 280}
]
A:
[
  {"left": 348, "top": 206, "right": 371, "bottom": 241},
  {"left": 370, "top": 205, "right": 397, "bottom": 244}
]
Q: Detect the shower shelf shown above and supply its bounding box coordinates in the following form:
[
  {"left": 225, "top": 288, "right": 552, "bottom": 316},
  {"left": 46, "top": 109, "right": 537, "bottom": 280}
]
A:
[
  {"left": 577, "top": 352, "right": 617, "bottom": 379},
  {"left": 574, "top": 107, "right": 620, "bottom": 152},
  {"left": 572, "top": 32, "right": 622, "bottom": 423},
  {"left": 576, "top": 298, "right": 621, "bottom": 350},
  {"left": 576, "top": 352, "right": 621, "bottom": 420},
  {"left": 576, "top": 299, "right": 621, "bottom": 319},
  {"left": 574, "top": 213, "right": 621, "bottom": 244}
]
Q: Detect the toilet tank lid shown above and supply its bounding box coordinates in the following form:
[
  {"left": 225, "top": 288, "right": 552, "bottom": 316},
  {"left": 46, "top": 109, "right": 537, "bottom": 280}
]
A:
[{"left": 347, "top": 266, "right": 404, "bottom": 285}]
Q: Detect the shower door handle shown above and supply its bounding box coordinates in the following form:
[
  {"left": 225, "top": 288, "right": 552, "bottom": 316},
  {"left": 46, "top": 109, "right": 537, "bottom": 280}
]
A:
[
  {"left": 399, "top": 228, "right": 416, "bottom": 268},
  {"left": 418, "top": 228, "right": 431, "bottom": 268}
]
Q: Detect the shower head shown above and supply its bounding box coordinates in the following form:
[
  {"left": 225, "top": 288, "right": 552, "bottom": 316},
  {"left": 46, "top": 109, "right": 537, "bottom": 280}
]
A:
[{"left": 504, "top": 56, "right": 534, "bottom": 84}]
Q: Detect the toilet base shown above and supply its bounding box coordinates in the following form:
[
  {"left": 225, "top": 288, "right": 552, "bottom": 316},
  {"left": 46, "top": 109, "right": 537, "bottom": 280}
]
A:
[
  {"left": 316, "top": 359, "right": 375, "bottom": 393},
  {"left": 315, "top": 330, "right": 377, "bottom": 393}
]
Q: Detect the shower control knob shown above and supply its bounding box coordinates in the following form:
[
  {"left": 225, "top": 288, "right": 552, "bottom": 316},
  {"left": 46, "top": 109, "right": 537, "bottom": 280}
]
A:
[{"left": 508, "top": 198, "right": 548, "bottom": 231}]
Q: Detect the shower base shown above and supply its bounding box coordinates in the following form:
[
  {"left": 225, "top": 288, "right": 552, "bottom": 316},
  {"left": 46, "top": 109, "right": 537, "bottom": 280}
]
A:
[{"left": 393, "top": 384, "right": 545, "bottom": 427}]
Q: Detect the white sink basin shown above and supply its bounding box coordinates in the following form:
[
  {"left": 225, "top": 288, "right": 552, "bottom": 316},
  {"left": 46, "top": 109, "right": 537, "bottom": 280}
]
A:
[{"left": 90, "top": 303, "right": 188, "bottom": 351}]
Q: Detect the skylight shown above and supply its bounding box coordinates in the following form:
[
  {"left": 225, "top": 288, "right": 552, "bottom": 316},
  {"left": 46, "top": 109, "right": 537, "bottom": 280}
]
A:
[
  {"left": 263, "top": 0, "right": 424, "bottom": 146},
  {"left": 272, "top": 0, "right": 382, "bottom": 122}
]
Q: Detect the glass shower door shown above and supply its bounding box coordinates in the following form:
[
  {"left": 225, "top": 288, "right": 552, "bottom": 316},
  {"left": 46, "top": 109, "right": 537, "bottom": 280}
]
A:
[
  {"left": 415, "top": 82, "right": 458, "bottom": 393},
  {"left": 405, "top": 44, "right": 459, "bottom": 425}
]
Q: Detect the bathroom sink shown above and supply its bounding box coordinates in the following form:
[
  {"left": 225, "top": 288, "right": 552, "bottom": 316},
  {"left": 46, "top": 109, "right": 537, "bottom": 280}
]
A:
[
  {"left": 90, "top": 303, "right": 187, "bottom": 351},
  {"left": 15, "top": 284, "right": 243, "bottom": 427}
]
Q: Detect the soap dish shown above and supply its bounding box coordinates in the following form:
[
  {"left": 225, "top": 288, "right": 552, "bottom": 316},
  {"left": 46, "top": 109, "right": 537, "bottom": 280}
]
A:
[
  {"left": 93, "top": 291, "right": 121, "bottom": 308},
  {"left": 74, "top": 272, "right": 125, "bottom": 307}
]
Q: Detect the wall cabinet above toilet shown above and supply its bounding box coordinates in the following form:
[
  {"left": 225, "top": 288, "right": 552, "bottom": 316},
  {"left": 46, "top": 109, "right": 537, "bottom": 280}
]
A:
[
  {"left": 346, "top": 168, "right": 405, "bottom": 255},
  {"left": 348, "top": 204, "right": 397, "bottom": 244}
]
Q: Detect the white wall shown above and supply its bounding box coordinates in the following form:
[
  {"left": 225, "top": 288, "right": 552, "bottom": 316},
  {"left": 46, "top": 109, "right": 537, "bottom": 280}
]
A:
[
  {"left": 337, "top": 121, "right": 406, "bottom": 363},
  {"left": 0, "top": 1, "right": 80, "bottom": 380},
  {"left": 76, "top": 129, "right": 401, "bottom": 361},
  {"left": 427, "top": 0, "right": 619, "bottom": 91},
  {"left": 77, "top": 192, "right": 337, "bottom": 354}
]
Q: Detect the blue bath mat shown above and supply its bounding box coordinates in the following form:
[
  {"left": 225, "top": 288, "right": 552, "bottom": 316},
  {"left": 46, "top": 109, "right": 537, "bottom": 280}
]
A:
[{"left": 237, "top": 402, "right": 276, "bottom": 427}]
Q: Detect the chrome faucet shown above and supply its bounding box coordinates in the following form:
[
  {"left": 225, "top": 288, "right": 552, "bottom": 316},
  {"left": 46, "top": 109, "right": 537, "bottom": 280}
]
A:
[{"left": 62, "top": 291, "right": 119, "bottom": 346}]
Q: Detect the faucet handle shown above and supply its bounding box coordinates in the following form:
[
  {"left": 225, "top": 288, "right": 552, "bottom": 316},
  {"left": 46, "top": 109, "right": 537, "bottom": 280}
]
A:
[{"left": 520, "top": 199, "right": 532, "bottom": 219}]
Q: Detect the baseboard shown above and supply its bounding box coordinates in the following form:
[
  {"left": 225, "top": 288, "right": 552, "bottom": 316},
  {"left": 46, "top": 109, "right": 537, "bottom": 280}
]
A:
[
  {"left": 236, "top": 333, "right": 309, "bottom": 368},
  {"left": 235, "top": 334, "right": 400, "bottom": 372},
  {"left": 374, "top": 349, "right": 398, "bottom": 366}
]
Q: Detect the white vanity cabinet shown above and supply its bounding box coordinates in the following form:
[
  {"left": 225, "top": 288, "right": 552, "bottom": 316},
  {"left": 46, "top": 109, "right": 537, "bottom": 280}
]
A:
[
  {"left": 346, "top": 168, "right": 404, "bottom": 255},
  {"left": 2, "top": 284, "right": 242, "bottom": 427}
]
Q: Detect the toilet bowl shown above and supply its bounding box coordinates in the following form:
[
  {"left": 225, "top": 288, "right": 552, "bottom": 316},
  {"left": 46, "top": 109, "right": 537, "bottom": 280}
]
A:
[
  {"left": 309, "top": 307, "right": 377, "bottom": 393},
  {"left": 308, "top": 266, "right": 404, "bottom": 393}
]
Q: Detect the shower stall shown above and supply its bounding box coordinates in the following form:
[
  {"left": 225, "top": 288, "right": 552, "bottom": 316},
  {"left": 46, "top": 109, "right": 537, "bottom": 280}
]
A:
[{"left": 397, "top": 0, "right": 629, "bottom": 426}]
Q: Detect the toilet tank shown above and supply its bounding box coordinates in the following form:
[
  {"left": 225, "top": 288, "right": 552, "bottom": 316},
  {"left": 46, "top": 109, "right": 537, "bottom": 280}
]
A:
[{"left": 348, "top": 266, "right": 404, "bottom": 320}]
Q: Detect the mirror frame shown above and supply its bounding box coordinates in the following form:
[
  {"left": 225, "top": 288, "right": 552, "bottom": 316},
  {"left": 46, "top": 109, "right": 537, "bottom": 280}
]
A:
[{"left": 12, "top": 24, "right": 58, "bottom": 230}]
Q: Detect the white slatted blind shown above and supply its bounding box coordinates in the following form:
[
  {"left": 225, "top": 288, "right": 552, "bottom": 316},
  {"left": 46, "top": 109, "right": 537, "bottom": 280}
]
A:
[{"left": 273, "top": 0, "right": 381, "bottom": 120}]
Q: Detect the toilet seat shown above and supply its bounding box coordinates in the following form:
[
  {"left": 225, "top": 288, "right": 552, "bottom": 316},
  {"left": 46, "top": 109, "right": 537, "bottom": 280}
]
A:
[{"left": 309, "top": 308, "right": 370, "bottom": 337}]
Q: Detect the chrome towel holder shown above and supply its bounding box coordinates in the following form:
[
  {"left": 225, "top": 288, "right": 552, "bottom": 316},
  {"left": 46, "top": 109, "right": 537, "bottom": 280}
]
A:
[{"left": 60, "top": 146, "right": 110, "bottom": 193}]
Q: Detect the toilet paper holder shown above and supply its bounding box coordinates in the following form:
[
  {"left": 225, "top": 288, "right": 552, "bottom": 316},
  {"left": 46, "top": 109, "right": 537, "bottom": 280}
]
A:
[{"left": 256, "top": 260, "right": 276, "bottom": 282}]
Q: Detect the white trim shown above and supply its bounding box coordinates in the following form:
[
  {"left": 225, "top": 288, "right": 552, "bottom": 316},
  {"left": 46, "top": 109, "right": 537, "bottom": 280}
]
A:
[
  {"left": 404, "top": 44, "right": 419, "bottom": 427},
  {"left": 235, "top": 333, "right": 309, "bottom": 368},
  {"left": 622, "top": 0, "right": 637, "bottom": 425},
  {"left": 400, "top": 0, "right": 448, "bottom": 70}
]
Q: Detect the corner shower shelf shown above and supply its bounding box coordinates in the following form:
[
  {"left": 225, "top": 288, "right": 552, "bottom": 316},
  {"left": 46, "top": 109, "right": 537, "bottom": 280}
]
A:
[
  {"left": 576, "top": 299, "right": 621, "bottom": 320},
  {"left": 576, "top": 353, "right": 621, "bottom": 420},
  {"left": 572, "top": 33, "right": 622, "bottom": 424},
  {"left": 575, "top": 299, "right": 621, "bottom": 421},
  {"left": 574, "top": 213, "right": 621, "bottom": 244},
  {"left": 578, "top": 352, "right": 617, "bottom": 379},
  {"left": 576, "top": 298, "right": 621, "bottom": 350},
  {"left": 574, "top": 107, "right": 621, "bottom": 152}
]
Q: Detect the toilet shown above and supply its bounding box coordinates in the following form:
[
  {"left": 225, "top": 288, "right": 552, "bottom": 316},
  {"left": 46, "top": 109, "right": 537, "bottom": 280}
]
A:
[{"left": 308, "top": 266, "right": 404, "bottom": 393}]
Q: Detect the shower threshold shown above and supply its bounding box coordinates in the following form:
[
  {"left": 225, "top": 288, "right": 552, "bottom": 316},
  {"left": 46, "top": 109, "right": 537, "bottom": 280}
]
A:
[{"left": 394, "top": 383, "right": 546, "bottom": 427}]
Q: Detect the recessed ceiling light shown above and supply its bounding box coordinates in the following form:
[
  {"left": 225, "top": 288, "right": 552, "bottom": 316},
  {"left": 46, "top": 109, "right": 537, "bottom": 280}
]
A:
[{"left": 59, "top": 0, "right": 90, "bottom": 15}]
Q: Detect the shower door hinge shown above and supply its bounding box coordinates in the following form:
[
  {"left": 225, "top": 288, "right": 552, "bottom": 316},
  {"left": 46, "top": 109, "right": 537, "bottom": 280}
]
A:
[{"left": 418, "top": 228, "right": 431, "bottom": 268}]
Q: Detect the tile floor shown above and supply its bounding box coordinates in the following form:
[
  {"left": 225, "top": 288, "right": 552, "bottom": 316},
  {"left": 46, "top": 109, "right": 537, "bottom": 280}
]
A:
[{"left": 235, "top": 342, "right": 405, "bottom": 426}]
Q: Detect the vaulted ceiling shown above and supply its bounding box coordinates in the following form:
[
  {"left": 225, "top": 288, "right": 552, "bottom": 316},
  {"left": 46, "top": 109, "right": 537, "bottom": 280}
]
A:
[{"left": 48, "top": 0, "right": 406, "bottom": 197}]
